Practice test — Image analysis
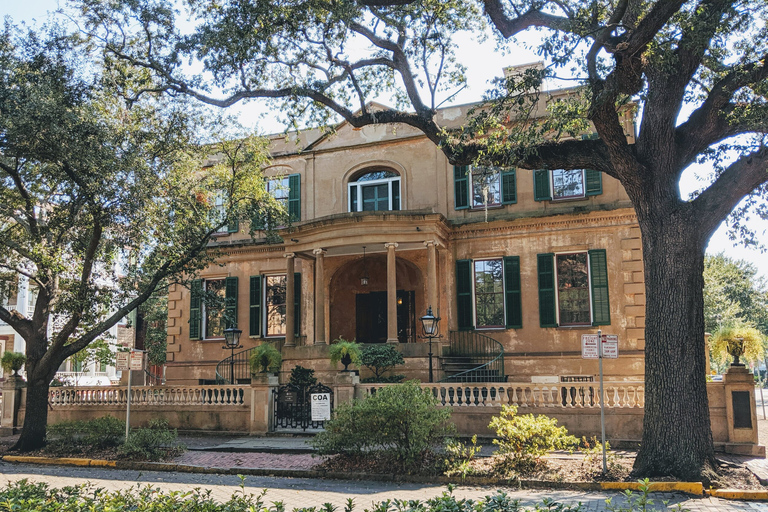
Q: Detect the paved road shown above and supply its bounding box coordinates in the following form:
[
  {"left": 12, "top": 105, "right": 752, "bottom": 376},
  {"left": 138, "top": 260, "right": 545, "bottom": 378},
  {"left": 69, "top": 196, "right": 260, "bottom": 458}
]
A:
[{"left": 1, "top": 461, "right": 766, "bottom": 511}]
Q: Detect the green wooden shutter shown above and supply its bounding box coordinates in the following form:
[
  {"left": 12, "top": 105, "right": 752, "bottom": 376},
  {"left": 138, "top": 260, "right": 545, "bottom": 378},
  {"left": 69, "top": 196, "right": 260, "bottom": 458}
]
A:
[
  {"left": 294, "top": 272, "right": 301, "bottom": 336},
  {"left": 249, "top": 275, "right": 262, "bottom": 336},
  {"left": 503, "top": 256, "right": 522, "bottom": 328},
  {"left": 585, "top": 170, "right": 602, "bottom": 196},
  {"left": 589, "top": 249, "right": 611, "bottom": 326},
  {"left": 224, "top": 276, "right": 238, "bottom": 329},
  {"left": 456, "top": 259, "right": 473, "bottom": 330},
  {"left": 251, "top": 211, "right": 266, "bottom": 231},
  {"left": 533, "top": 170, "right": 551, "bottom": 201},
  {"left": 454, "top": 166, "right": 469, "bottom": 210},
  {"left": 227, "top": 218, "right": 239, "bottom": 233},
  {"left": 501, "top": 168, "right": 517, "bottom": 204},
  {"left": 288, "top": 174, "right": 301, "bottom": 221},
  {"left": 189, "top": 279, "right": 202, "bottom": 340},
  {"left": 537, "top": 253, "right": 557, "bottom": 327}
]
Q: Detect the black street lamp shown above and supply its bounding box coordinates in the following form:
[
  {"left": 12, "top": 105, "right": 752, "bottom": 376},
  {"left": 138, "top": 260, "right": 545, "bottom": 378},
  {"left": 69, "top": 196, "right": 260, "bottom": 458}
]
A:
[
  {"left": 223, "top": 327, "right": 242, "bottom": 384},
  {"left": 420, "top": 306, "right": 440, "bottom": 383}
]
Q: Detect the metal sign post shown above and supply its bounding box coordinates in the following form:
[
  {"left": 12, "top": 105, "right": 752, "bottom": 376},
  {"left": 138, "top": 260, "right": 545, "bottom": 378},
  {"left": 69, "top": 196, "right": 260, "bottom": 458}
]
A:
[
  {"left": 124, "top": 349, "right": 144, "bottom": 442},
  {"left": 598, "top": 329, "right": 607, "bottom": 474}
]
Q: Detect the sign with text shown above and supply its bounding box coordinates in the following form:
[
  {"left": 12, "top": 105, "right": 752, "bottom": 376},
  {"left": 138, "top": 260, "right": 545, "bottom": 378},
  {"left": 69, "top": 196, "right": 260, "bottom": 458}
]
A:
[
  {"left": 115, "top": 351, "right": 130, "bottom": 371},
  {"left": 310, "top": 393, "right": 332, "bottom": 421},
  {"left": 129, "top": 350, "right": 144, "bottom": 371},
  {"left": 601, "top": 335, "right": 619, "bottom": 359},
  {"left": 581, "top": 334, "right": 599, "bottom": 359}
]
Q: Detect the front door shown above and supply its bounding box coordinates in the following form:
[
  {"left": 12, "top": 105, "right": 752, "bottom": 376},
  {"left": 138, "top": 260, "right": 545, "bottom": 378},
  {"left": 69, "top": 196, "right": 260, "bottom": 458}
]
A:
[{"left": 356, "top": 290, "right": 415, "bottom": 343}]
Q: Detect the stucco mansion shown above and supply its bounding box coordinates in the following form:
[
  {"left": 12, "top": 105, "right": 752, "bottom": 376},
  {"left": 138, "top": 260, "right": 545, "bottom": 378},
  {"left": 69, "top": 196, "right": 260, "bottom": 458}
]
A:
[{"left": 163, "top": 81, "right": 643, "bottom": 388}]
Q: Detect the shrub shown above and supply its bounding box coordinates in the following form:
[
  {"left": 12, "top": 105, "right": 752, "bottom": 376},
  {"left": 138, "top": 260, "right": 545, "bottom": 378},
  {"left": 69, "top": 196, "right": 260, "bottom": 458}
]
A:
[
  {"left": 118, "top": 418, "right": 184, "bottom": 461},
  {"left": 289, "top": 365, "right": 317, "bottom": 388},
  {"left": 311, "top": 380, "right": 454, "bottom": 471},
  {"left": 489, "top": 405, "right": 578, "bottom": 474},
  {"left": 329, "top": 337, "right": 362, "bottom": 370},
  {"left": 46, "top": 416, "right": 124, "bottom": 454},
  {"left": 1, "top": 351, "right": 26, "bottom": 375},
  {"left": 443, "top": 435, "right": 482, "bottom": 478},
  {"left": 250, "top": 343, "right": 282, "bottom": 373},
  {"left": 360, "top": 374, "right": 405, "bottom": 383},
  {"left": 360, "top": 344, "right": 404, "bottom": 381}
]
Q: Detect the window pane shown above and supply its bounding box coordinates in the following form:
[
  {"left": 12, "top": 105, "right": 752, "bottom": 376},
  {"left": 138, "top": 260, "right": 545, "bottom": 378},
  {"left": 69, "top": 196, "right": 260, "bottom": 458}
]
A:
[
  {"left": 472, "top": 166, "right": 501, "bottom": 207},
  {"left": 392, "top": 181, "right": 400, "bottom": 210},
  {"left": 552, "top": 169, "right": 585, "bottom": 199},
  {"left": 474, "top": 260, "right": 504, "bottom": 327},
  {"left": 376, "top": 184, "right": 388, "bottom": 211},
  {"left": 266, "top": 275, "right": 287, "bottom": 336},
  {"left": 350, "top": 187, "right": 357, "bottom": 211},
  {"left": 205, "top": 279, "right": 226, "bottom": 338},
  {"left": 267, "top": 177, "right": 291, "bottom": 201},
  {"left": 557, "top": 253, "right": 591, "bottom": 325},
  {"left": 354, "top": 170, "right": 399, "bottom": 182}
]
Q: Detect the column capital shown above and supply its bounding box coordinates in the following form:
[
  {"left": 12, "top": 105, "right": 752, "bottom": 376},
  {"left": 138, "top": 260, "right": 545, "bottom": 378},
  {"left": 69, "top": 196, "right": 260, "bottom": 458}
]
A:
[
  {"left": 384, "top": 242, "right": 399, "bottom": 249},
  {"left": 284, "top": 252, "right": 296, "bottom": 259},
  {"left": 423, "top": 240, "right": 437, "bottom": 248},
  {"left": 313, "top": 248, "right": 327, "bottom": 256}
]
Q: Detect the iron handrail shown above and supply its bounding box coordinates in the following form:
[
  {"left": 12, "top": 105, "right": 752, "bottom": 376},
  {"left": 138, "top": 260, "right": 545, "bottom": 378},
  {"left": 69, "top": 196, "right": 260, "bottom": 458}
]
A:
[
  {"left": 215, "top": 336, "right": 306, "bottom": 384},
  {"left": 439, "top": 330, "right": 505, "bottom": 383}
]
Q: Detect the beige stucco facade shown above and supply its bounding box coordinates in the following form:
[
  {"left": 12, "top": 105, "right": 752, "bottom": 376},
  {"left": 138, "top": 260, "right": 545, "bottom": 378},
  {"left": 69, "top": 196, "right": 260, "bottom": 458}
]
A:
[{"left": 165, "top": 96, "right": 645, "bottom": 387}]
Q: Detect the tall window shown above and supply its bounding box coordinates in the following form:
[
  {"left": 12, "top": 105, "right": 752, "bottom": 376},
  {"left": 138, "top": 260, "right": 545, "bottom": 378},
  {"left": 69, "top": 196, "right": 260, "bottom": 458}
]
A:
[
  {"left": 555, "top": 253, "right": 591, "bottom": 325},
  {"left": 471, "top": 166, "right": 501, "bottom": 208},
  {"left": 551, "top": 169, "right": 585, "bottom": 200},
  {"left": 265, "top": 275, "right": 287, "bottom": 337},
  {"left": 474, "top": 259, "right": 505, "bottom": 328},
  {"left": 267, "top": 177, "right": 290, "bottom": 208},
  {"left": 204, "top": 279, "right": 226, "bottom": 338},
  {"left": 348, "top": 170, "right": 401, "bottom": 212}
]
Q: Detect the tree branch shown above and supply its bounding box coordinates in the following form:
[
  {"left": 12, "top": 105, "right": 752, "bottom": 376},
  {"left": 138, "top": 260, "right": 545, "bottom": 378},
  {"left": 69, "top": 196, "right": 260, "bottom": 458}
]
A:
[{"left": 482, "top": 0, "right": 574, "bottom": 37}]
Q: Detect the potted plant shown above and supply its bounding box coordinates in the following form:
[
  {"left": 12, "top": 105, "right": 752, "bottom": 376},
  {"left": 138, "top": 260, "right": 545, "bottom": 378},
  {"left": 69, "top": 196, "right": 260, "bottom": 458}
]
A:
[
  {"left": 249, "top": 343, "right": 282, "bottom": 374},
  {"left": 329, "top": 337, "right": 362, "bottom": 372},
  {"left": 1, "top": 351, "right": 27, "bottom": 377},
  {"left": 710, "top": 324, "right": 765, "bottom": 368}
]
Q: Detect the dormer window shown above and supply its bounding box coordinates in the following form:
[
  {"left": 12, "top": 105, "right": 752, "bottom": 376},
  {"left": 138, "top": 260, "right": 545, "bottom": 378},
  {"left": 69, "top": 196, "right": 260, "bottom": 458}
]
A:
[{"left": 348, "top": 170, "right": 401, "bottom": 212}]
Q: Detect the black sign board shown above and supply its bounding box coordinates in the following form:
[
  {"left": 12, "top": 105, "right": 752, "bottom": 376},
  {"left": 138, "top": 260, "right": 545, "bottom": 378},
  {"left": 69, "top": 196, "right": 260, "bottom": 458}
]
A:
[{"left": 732, "top": 391, "right": 753, "bottom": 429}]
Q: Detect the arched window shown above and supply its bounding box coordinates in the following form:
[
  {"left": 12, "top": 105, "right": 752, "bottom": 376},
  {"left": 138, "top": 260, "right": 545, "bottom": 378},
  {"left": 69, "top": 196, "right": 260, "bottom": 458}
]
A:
[{"left": 348, "top": 169, "right": 401, "bottom": 212}]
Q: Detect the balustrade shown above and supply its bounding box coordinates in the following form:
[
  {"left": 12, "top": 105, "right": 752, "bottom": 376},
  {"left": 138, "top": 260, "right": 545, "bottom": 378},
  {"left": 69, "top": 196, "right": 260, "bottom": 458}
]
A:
[{"left": 48, "top": 384, "right": 247, "bottom": 408}]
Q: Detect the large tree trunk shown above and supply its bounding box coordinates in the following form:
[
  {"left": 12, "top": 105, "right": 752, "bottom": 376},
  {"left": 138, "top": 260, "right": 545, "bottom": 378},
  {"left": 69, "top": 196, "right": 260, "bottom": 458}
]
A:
[
  {"left": 13, "top": 376, "right": 53, "bottom": 452},
  {"left": 632, "top": 208, "right": 717, "bottom": 482}
]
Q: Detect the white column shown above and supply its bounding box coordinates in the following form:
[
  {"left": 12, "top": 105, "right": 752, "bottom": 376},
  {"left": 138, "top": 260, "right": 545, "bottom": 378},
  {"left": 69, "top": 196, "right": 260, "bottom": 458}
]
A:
[
  {"left": 284, "top": 253, "right": 296, "bottom": 347},
  {"left": 385, "top": 242, "right": 399, "bottom": 344},
  {"left": 313, "top": 248, "right": 327, "bottom": 345}
]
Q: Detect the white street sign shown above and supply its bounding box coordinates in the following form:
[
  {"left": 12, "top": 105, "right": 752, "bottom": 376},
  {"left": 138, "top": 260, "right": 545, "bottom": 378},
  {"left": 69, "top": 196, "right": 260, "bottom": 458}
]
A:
[
  {"left": 601, "top": 335, "right": 619, "bottom": 359},
  {"left": 115, "top": 351, "right": 130, "bottom": 371},
  {"left": 129, "top": 350, "right": 144, "bottom": 371},
  {"left": 581, "top": 334, "right": 600, "bottom": 359},
  {"left": 310, "top": 393, "right": 332, "bottom": 421}
]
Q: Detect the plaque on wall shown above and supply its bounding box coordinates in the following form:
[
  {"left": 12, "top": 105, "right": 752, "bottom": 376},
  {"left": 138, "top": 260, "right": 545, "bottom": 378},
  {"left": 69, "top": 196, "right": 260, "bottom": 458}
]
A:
[{"left": 732, "top": 391, "right": 753, "bottom": 429}]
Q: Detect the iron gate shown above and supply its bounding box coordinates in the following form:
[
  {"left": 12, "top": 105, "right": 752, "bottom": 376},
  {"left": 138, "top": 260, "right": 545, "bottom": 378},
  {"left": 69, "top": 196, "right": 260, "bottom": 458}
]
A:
[{"left": 273, "top": 382, "right": 333, "bottom": 431}]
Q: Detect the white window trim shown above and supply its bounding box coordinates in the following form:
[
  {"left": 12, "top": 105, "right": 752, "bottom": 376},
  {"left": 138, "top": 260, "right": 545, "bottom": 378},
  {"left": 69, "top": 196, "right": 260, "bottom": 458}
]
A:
[
  {"left": 471, "top": 258, "right": 507, "bottom": 330},
  {"left": 550, "top": 169, "right": 586, "bottom": 201},
  {"left": 348, "top": 176, "right": 402, "bottom": 212},
  {"left": 470, "top": 166, "right": 502, "bottom": 209},
  {"left": 553, "top": 251, "right": 594, "bottom": 327}
]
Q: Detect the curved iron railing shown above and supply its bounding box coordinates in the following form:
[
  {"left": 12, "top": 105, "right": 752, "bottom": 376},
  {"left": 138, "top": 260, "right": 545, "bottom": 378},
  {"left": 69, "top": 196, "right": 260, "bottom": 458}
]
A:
[
  {"left": 439, "top": 330, "right": 506, "bottom": 383},
  {"left": 215, "top": 336, "right": 306, "bottom": 384}
]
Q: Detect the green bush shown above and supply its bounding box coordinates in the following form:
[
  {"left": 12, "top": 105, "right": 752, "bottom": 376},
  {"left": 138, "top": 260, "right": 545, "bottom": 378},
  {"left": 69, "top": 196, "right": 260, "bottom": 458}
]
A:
[
  {"left": 119, "top": 418, "right": 184, "bottom": 461},
  {"left": 443, "top": 435, "right": 482, "bottom": 478},
  {"left": 360, "top": 344, "right": 404, "bottom": 381},
  {"left": 250, "top": 343, "right": 282, "bottom": 373},
  {"left": 360, "top": 374, "right": 405, "bottom": 383},
  {"left": 289, "top": 365, "right": 317, "bottom": 388},
  {"left": 489, "top": 405, "right": 578, "bottom": 474},
  {"left": 46, "top": 416, "right": 124, "bottom": 454},
  {"left": 1, "top": 351, "right": 26, "bottom": 374},
  {"left": 311, "top": 381, "right": 454, "bottom": 471},
  {"left": 329, "top": 337, "right": 362, "bottom": 370}
]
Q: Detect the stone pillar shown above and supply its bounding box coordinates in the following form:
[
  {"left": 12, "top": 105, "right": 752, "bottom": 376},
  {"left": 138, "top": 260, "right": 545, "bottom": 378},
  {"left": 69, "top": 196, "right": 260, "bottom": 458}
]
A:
[
  {"left": 313, "top": 248, "right": 327, "bottom": 345},
  {"left": 284, "top": 253, "right": 296, "bottom": 347},
  {"left": 425, "top": 240, "right": 438, "bottom": 313},
  {"left": 249, "top": 372, "right": 279, "bottom": 434},
  {"left": 0, "top": 375, "right": 25, "bottom": 435},
  {"left": 334, "top": 371, "right": 359, "bottom": 407},
  {"left": 385, "top": 242, "right": 399, "bottom": 344},
  {"left": 723, "top": 365, "right": 764, "bottom": 455}
]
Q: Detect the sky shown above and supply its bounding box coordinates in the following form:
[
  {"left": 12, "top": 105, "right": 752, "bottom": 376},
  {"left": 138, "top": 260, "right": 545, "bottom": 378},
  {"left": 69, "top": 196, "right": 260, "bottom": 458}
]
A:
[{"left": 4, "top": 1, "right": 767, "bottom": 281}]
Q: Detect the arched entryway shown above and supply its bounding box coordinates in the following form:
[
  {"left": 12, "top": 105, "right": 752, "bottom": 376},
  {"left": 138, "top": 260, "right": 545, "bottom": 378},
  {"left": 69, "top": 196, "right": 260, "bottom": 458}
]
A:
[{"left": 329, "top": 253, "right": 425, "bottom": 343}]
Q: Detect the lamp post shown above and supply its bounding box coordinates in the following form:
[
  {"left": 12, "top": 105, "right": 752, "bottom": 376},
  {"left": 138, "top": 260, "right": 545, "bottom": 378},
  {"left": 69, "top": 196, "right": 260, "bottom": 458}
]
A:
[
  {"left": 420, "top": 306, "right": 440, "bottom": 383},
  {"left": 223, "top": 327, "right": 242, "bottom": 384}
]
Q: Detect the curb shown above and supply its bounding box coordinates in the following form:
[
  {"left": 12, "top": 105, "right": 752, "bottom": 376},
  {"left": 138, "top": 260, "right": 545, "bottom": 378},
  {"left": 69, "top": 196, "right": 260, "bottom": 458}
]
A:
[
  {"left": 0, "top": 456, "right": 708, "bottom": 498},
  {"left": 708, "top": 489, "right": 768, "bottom": 501}
]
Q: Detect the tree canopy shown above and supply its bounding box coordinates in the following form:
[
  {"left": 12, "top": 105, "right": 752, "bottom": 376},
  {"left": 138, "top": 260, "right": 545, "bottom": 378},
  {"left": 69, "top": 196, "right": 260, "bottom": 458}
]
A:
[
  {"left": 75, "top": 0, "right": 768, "bottom": 481},
  {"left": 704, "top": 254, "right": 768, "bottom": 336}
]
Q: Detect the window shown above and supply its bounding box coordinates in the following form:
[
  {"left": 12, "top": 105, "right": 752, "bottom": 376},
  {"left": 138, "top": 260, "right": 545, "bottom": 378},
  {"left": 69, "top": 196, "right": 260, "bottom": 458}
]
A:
[
  {"left": 534, "top": 169, "right": 602, "bottom": 201},
  {"left": 189, "top": 277, "right": 238, "bottom": 341},
  {"left": 267, "top": 177, "right": 290, "bottom": 209},
  {"left": 348, "top": 170, "right": 400, "bottom": 212},
  {"left": 454, "top": 166, "right": 516, "bottom": 210},
  {"left": 456, "top": 257, "right": 522, "bottom": 330},
  {"left": 537, "top": 250, "right": 610, "bottom": 327},
  {"left": 249, "top": 273, "right": 301, "bottom": 338},
  {"left": 253, "top": 174, "right": 300, "bottom": 230},
  {"left": 212, "top": 192, "right": 239, "bottom": 234}
]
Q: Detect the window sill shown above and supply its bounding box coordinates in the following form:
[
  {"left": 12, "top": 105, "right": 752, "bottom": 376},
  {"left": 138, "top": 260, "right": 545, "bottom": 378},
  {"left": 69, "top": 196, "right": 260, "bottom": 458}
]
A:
[
  {"left": 551, "top": 196, "right": 588, "bottom": 202},
  {"left": 556, "top": 325, "right": 593, "bottom": 329}
]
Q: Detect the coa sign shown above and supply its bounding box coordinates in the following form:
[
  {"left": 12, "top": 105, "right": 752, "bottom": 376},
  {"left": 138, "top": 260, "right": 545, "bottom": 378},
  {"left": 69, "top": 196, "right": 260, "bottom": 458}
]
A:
[{"left": 310, "top": 393, "right": 332, "bottom": 421}]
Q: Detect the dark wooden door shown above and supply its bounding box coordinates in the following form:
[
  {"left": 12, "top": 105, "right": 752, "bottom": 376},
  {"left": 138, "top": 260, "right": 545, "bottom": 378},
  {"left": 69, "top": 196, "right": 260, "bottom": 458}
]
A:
[{"left": 356, "top": 290, "right": 415, "bottom": 343}]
